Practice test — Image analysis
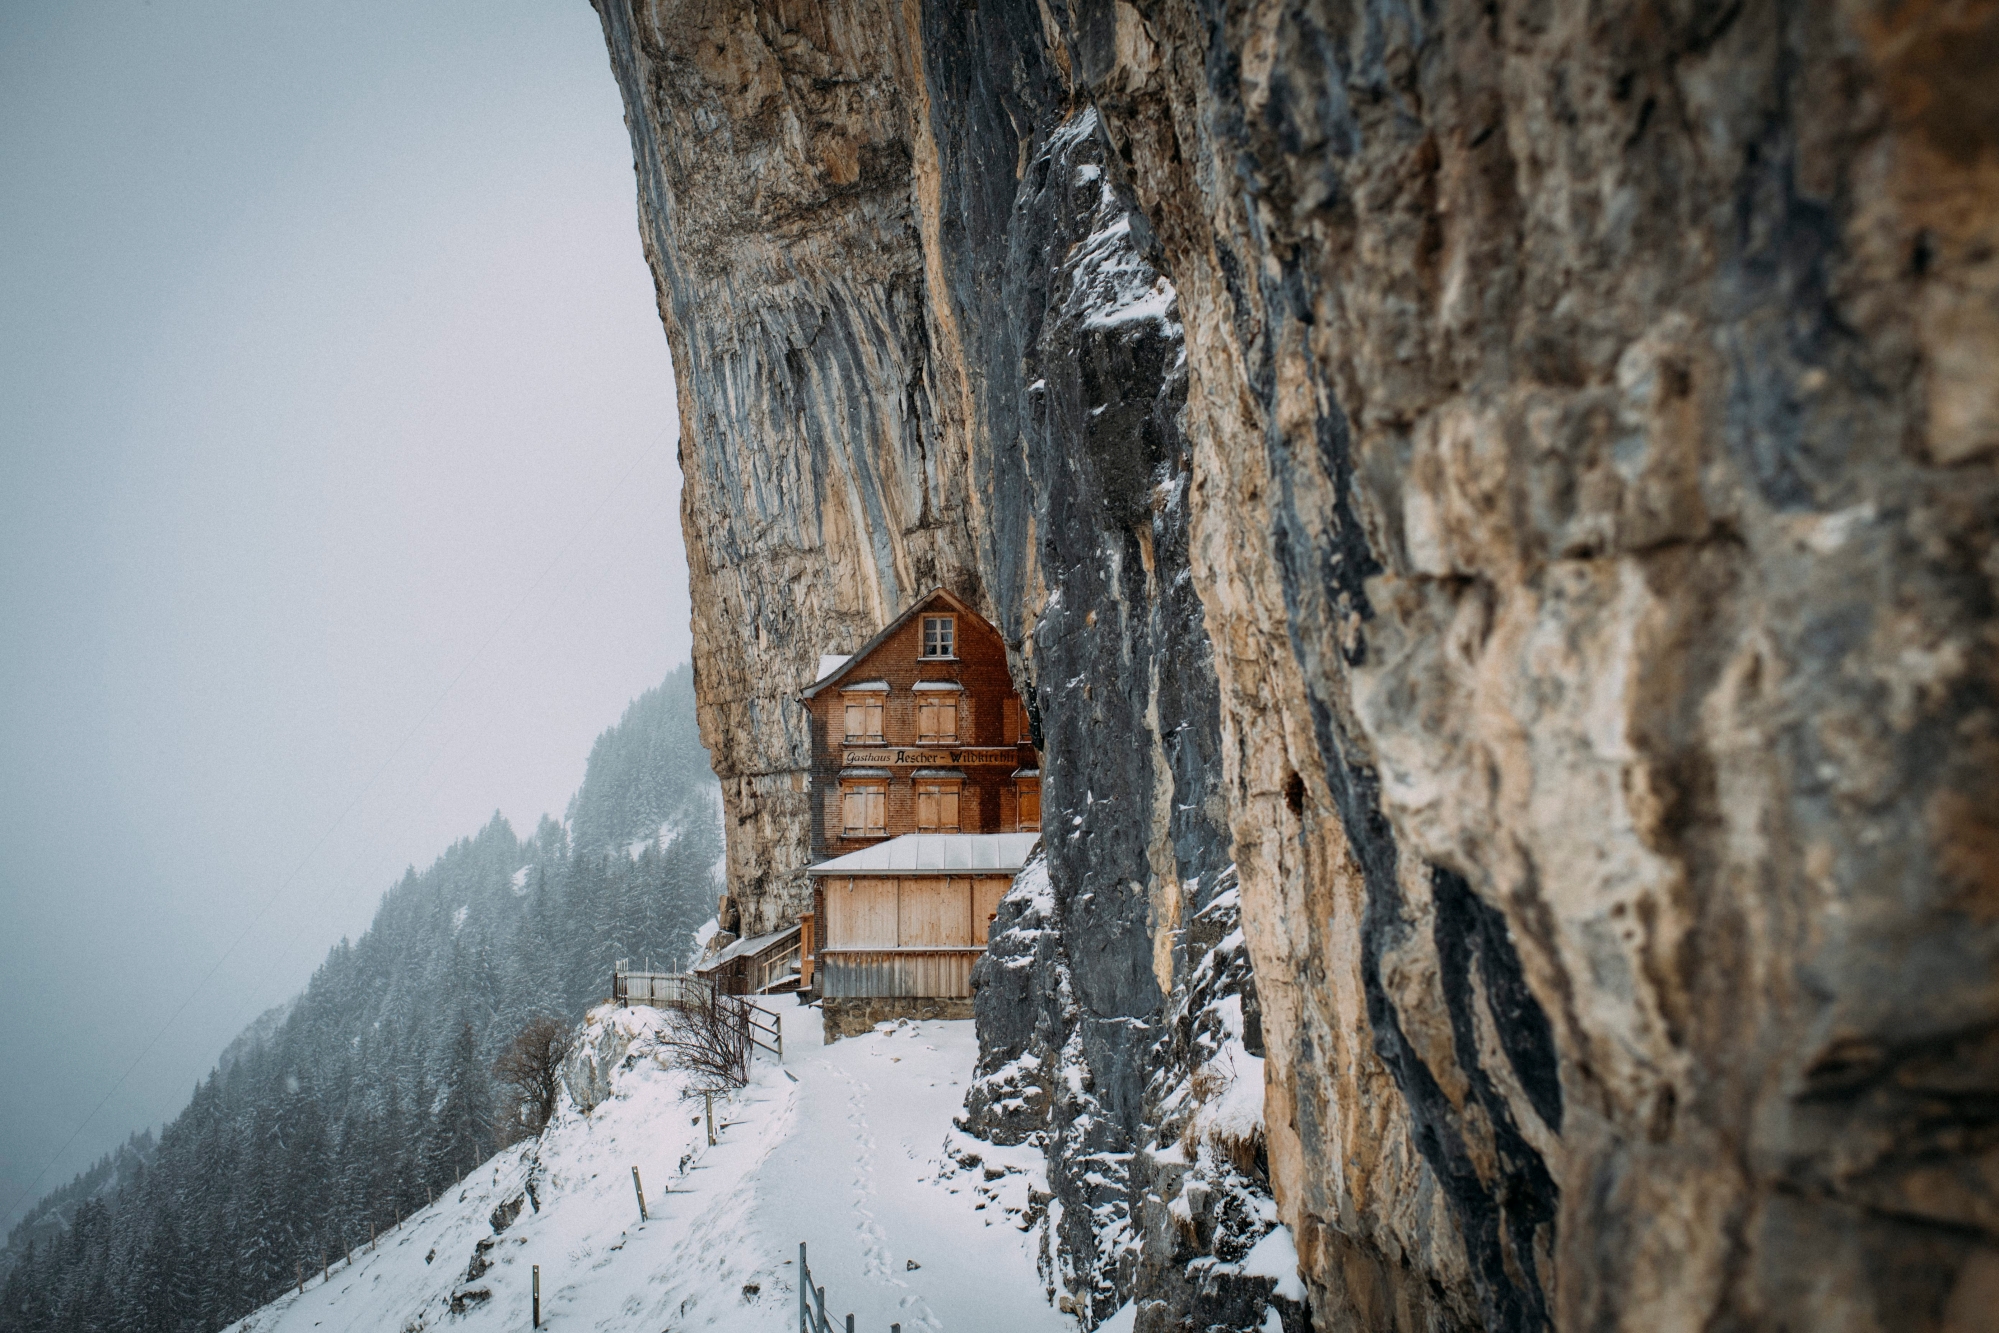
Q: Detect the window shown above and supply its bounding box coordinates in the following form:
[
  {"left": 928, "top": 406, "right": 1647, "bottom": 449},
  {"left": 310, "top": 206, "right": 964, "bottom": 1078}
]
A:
[
  {"left": 841, "top": 781, "right": 887, "bottom": 837},
  {"left": 921, "top": 615, "right": 955, "bottom": 658},
  {"left": 916, "top": 692, "right": 960, "bottom": 743},
  {"left": 841, "top": 690, "right": 885, "bottom": 743},
  {"left": 914, "top": 777, "right": 962, "bottom": 832},
  {"left": 1015, "top": 772, "right": 1041, "bottom": 831}
]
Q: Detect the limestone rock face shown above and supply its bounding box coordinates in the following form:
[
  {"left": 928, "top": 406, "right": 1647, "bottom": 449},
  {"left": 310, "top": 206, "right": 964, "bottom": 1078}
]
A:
[
  {"left": 594, "top": 0, "right": 980, "bottom": 933},
  {"left": 560, "top": 1005, "right": 645, "bottom": 1115},
  {"left": 593, "top": 2, "right": 1999, "bottom": 1329}
]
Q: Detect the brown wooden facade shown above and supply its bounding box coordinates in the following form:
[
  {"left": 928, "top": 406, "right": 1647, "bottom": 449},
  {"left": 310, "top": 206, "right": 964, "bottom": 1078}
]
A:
[
  {"left": 811, "top": 871, "right": 1013, "bottom": 999},
  {"left": 799, "top": 589, "right": 1040, "bottom": 864}
]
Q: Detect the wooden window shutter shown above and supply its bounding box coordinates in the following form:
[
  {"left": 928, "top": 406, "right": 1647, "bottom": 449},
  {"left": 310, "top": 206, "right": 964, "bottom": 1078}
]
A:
[
  {"left": 844, "top": 784, "right": 887, "bottom": 835},
  {"left": 917, "top": 697, "right": 936, "bottom": 741},
  {"left": 1018, "top": 783, "right": 1040, "bottom": 831},
  {"left": 940, "top": 697, "right": 958, "bottom": 742},
  {"left": 915, "top": 781, "right": 961, "bottom": 832},
  {"left": 844, "top": 694, "right": 884, "bottom": 743}
]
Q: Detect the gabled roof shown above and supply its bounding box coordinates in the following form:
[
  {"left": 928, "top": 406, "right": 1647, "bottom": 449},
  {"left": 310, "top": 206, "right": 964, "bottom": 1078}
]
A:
[
  {"left": 799, "top": 587, "right": 993, "bottom": 700},
  {"left": 807, "top": 832, "right": 1042, "bottom": 876}
]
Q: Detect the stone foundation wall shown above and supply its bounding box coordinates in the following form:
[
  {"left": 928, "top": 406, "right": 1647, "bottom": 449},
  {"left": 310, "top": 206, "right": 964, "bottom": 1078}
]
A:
[{"left": 820, "top": 996, "right": 976, "bottom": 1043}]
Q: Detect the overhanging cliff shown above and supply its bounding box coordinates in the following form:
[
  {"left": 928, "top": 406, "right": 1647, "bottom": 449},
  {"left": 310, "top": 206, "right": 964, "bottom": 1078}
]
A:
[{"left": 593, "top": 2, "right": 1999, "bottom": 1329}]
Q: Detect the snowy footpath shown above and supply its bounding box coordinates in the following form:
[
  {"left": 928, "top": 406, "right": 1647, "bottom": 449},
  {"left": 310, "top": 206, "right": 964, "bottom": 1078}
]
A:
[{"left": 231, "top": 1005, "right": 1073, "bottom": 1333}]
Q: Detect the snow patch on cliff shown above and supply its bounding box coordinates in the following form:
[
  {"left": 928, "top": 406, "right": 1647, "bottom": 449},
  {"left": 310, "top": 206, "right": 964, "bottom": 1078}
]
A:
[{"left": 1051, "top": 106, "right": 1179, "bottom": 335}]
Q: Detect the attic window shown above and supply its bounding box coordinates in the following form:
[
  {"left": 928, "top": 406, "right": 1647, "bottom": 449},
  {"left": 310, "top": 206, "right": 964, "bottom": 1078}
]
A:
[{"left": 921, "top": 615, "right": 956, "bottom": 659}]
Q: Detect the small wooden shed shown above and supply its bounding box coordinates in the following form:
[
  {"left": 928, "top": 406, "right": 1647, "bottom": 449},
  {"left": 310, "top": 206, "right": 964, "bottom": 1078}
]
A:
[
  {"left": 807, "top": 832, "right": 1040, "bottom": 1003},
  {"left": 694, "top": 923, "right": 804, "bottom": 996}
]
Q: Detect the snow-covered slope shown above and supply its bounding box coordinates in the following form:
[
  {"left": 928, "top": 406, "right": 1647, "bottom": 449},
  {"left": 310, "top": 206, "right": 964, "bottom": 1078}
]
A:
[{"left": 229, "top": 1005, "right": 1074, "bottom": 1333}]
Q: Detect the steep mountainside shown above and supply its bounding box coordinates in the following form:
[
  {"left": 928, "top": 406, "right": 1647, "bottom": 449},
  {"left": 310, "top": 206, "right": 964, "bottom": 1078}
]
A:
[
  {"left": 0, "top": 667, "right": 722, "bottom": 1333},
  {"left": 594, "top": 3, "right": 1999, "bottom": 1331},
  {"left": 221, "top": 1006, "right": 1067, "bottom": 1333}
]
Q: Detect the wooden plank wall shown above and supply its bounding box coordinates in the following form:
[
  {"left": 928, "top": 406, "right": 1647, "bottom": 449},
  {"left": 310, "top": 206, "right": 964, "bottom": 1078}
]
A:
[
  {"left": 899, "top": 876, "right": 972, "bottom": 946},
  {"left": 823, "top": 875, "right": 1013, "bottom": 949},
  {"left": 818, "top": 950, "right": 977, "bottom": 999},
  {"left": 816, "top": 873, "right": 1015, "bottom": 996},
  {"left": 824, "top": 875, "right": 899, "bottom": 947},
  {"left": 974, "top": 877, "right": 1008, "bottom": 935}
]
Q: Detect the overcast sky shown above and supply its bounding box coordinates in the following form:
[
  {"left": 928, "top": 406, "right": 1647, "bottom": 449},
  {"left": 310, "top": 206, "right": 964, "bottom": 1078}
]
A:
[{"left": 0, "top": 2, "right": 688, "bottom": 1225}]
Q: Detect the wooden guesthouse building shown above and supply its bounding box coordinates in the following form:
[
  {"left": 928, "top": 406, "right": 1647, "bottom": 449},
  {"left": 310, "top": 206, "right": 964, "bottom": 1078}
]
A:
[
  {"left": 799, "top": 588, "right": 1040, "bottom": 855},
  {"left": 795, "top": 589, "right": 1043, "bottom": 1037}
]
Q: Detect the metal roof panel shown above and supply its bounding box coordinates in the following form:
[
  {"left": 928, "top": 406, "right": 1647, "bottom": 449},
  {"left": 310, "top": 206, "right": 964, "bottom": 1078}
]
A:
[{"left": 806, "top": 832, "right": 1042, "bottom": 875}]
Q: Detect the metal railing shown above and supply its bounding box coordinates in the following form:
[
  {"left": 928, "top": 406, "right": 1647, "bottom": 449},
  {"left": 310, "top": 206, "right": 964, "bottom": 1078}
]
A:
[
  {"left": 738, "top": 995, "right": 783, "bottom": 1061},
  {"left": 798, "top": 1242, "right": 902, "bottom": 1333}
]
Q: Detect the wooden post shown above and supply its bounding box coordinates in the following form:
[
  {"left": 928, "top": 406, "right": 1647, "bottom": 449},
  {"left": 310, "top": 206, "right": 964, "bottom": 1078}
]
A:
[
  {"left": 631, "top": 1166, "right": 649, "bottom": 1221},
  {"left": 815, "top": 1284, "right": 829, "bottom": 1333},
  {"left": 370, "top": 1221, "right": 376, "bottom": 1251},
  {"left": 321, "top": 1252, "right": 328, "bottom": 1283},
  {"left": 532, "top": 1264, "right": 541, "bottom": 1327},
  {"left": 296, "top": 1261, "right": 303, "bottom": 1296},
  {"left": 846, "top": 1314, "right": 855, "bottom": 1333},
  {"left": 775, "top": 1011, "right": 783, "bottom": 1062},
  {"left": 705, "top": 1093, "right": 716, "bottom": 1146},
  {"left": 798, "top": 1243, "right": 808, "bottom": 1333}
]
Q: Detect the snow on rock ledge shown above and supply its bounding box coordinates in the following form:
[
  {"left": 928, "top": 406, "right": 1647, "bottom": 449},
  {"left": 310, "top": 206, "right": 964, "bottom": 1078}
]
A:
[{"left": 559, "top": 1002, "right": 662, "bottom": 1114}]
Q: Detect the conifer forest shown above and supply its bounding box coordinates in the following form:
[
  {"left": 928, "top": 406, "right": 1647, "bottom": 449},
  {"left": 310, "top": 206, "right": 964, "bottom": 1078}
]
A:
[{"left": 0, "top": 667, "right": 722, "bottom": 1333}]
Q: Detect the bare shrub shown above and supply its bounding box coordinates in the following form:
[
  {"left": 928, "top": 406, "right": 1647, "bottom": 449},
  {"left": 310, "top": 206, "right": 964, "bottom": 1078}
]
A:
[
  {"left": 492, "top": 1015, "right": 576, "bottom": 1139},
  {"left": 658, "top": 987, "right": 752, "bottom": 1094}
]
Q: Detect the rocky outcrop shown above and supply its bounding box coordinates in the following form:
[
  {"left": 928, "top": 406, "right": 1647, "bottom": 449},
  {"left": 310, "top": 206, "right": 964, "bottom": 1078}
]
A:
[
  {"left": 593, "top": 2, "right": 1999, "bottom": 1329},
  {"left": 560, "top": 1004, "right": 654, "bottom": 1114}
]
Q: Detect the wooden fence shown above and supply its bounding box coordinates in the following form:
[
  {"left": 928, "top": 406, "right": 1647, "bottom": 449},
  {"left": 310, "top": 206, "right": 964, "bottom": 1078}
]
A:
[{"left": 611, "top": 964, "right": 711, "bottom": 1008}]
